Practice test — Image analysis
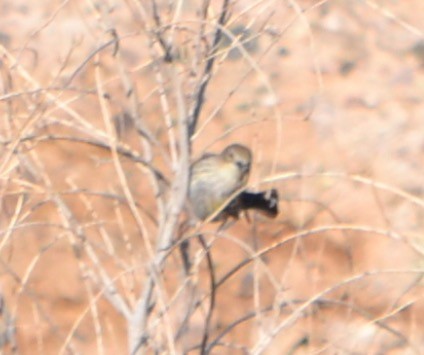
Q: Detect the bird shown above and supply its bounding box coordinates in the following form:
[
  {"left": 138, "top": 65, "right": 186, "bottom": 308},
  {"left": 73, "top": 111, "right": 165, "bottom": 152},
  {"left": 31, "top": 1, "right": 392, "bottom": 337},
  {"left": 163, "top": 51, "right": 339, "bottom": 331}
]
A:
[{"left": 189, "top": 143, "right": 279, "bottom": 222}]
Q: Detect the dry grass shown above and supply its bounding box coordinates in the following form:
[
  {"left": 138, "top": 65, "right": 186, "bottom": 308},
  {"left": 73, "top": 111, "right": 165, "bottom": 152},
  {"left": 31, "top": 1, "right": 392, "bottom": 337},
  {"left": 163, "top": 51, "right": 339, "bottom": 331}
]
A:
[{"left": 1, "top": 0, "right": 424, "bottom": 354}]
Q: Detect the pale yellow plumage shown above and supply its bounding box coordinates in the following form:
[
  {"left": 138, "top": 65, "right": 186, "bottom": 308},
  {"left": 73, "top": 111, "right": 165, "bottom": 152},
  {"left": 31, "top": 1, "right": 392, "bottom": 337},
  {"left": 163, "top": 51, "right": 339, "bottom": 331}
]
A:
[{"left": 189, "top": 144, "right": 252, "bottom": 220}]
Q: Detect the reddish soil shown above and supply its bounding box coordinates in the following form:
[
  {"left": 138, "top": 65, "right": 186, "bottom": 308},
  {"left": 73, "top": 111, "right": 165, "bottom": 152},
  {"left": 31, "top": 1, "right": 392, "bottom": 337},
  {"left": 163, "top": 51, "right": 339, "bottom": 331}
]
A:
[{"left": 1, "top": 0, "right": 424, "bottom": 354}]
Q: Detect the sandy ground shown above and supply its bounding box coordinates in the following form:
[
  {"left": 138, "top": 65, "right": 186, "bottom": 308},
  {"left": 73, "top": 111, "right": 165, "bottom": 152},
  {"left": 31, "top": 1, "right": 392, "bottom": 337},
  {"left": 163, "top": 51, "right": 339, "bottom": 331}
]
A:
[{"left": 1, "top": 0, "right": 424, "bottom": 354}]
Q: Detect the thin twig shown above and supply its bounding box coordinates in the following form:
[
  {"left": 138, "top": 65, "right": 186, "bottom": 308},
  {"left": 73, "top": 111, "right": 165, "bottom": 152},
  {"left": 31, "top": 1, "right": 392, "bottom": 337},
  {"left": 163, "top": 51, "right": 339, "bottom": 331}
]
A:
[{"left": 188, "top": 0, "right": 231, "bottom": 137}]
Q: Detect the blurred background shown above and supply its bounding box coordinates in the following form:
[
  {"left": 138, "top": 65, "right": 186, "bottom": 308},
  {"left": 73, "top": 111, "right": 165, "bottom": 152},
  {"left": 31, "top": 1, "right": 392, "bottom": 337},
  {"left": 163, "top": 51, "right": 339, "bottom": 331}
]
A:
[{"left": 1, "top": 0, "right": 424, "bottom": 353}]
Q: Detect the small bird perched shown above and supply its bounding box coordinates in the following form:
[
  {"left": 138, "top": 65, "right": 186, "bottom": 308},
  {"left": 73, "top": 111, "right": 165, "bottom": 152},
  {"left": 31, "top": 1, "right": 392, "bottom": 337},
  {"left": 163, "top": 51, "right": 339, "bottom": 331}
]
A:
[
  {"left": 189, "top": 143, "right": 278, "bottom": 222},
  {"left": 182, "top": 143, "right": 278, "bottom": 272}
]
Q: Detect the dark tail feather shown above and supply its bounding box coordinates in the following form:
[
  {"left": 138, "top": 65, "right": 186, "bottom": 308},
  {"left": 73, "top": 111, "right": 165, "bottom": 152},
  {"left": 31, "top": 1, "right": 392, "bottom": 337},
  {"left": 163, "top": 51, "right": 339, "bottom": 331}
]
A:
[{"left": 239, "top": 188, "right": 279, "bottom": 218}]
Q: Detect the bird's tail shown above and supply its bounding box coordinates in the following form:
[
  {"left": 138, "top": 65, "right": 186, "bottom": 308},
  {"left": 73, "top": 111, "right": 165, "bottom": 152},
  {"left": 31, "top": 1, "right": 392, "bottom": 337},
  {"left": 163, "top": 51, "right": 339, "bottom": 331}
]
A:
[{"left": 239, "top": 188, "right": 279, "bottom": 218}]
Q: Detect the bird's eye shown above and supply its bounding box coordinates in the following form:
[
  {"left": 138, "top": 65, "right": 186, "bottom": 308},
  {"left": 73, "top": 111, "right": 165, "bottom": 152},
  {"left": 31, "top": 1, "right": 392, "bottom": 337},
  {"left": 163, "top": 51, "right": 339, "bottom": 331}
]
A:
[{"left": 236, "top": 161, "right": 247, "bottom": 170}]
